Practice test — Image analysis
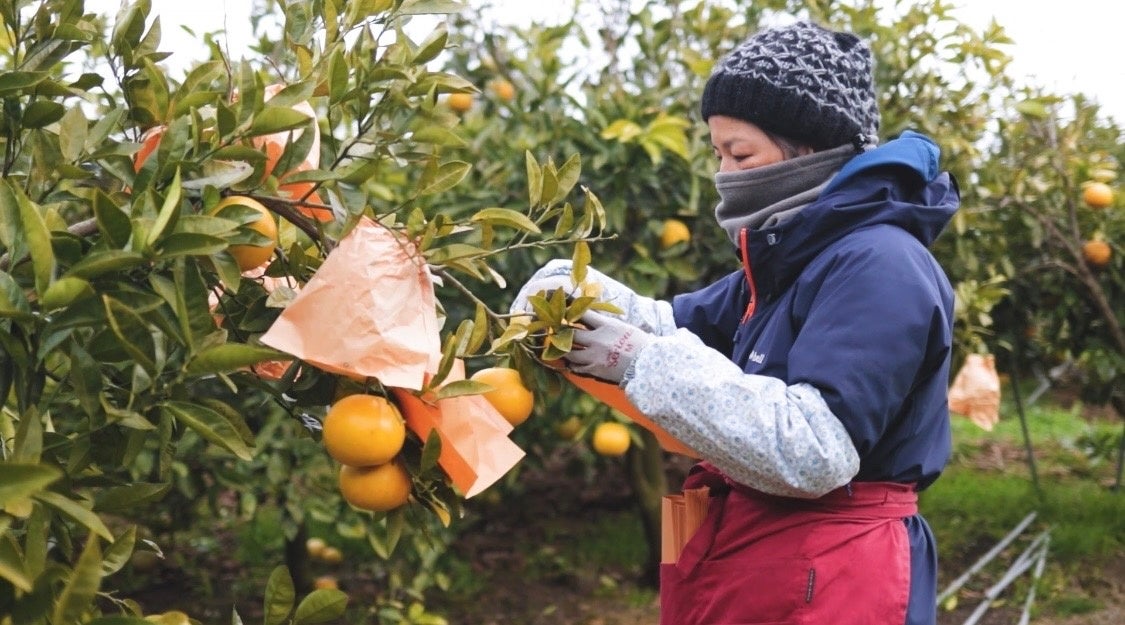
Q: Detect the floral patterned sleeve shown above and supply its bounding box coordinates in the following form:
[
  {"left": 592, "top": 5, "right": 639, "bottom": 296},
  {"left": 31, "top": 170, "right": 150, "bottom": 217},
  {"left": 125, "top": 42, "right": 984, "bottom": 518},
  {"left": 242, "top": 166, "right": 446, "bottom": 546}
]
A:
[{"left": 623, "top": 329, "right": 860, "bottom": 498}]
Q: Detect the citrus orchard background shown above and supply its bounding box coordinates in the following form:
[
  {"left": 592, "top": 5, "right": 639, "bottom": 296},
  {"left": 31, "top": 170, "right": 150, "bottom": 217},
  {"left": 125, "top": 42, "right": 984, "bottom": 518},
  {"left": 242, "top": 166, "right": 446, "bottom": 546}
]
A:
[{"left": 0, "top": 1, "right": 1121, "bottom": 624}]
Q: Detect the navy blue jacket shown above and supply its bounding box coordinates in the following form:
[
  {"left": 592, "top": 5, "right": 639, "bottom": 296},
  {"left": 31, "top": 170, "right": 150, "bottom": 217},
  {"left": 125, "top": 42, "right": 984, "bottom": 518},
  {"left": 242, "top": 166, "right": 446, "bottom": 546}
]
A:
[
  {"left": 672, "top": 130, "right": 957, "bottom": 490},
  {"left": 671, "top": 131, "right": 957, "bottom": 625}
]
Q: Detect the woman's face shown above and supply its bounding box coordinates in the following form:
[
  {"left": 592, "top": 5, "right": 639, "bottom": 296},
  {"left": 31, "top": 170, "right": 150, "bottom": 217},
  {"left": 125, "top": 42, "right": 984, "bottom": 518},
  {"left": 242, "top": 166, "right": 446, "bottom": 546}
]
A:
[{"left": 708, "top": 116, "right": 810, "bottom": 173}]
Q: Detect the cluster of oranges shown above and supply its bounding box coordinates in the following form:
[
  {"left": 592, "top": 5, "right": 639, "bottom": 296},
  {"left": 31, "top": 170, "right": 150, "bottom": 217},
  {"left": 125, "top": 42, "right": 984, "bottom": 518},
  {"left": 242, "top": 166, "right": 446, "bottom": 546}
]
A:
[
  {"left": 322, "top": 394, "right": 412, "bottom": 512},
  {"left": 445, "top": 78, "right": 516, "bottom": 115},
  {"left": 1081, "top": 180, "right": 1115, "bottom": 269}
]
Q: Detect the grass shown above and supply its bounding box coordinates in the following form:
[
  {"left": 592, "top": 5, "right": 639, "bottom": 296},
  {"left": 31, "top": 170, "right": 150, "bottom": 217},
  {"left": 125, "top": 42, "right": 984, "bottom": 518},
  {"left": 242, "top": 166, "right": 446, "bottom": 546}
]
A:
[{"left": 919, "top": 388, "right": 1123, "bottom": 620}]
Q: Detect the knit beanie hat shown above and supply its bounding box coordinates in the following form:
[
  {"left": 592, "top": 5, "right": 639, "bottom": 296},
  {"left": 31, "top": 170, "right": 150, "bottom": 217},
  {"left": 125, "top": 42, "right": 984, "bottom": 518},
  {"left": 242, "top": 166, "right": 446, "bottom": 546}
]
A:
[{"left": 701, "top": 21, "right": 879, "bottom": 150}]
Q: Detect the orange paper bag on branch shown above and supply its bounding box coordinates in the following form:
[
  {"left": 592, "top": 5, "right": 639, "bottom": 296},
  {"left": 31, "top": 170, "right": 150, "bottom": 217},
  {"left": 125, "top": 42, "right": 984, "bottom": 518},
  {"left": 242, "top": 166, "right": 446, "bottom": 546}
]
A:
[
  {"left": 259, "top": 218, "right": 525, "bottom": 496},
  {"left": 948, "top": 353, "right": 1001, "bottom": 431},
  {"left": 392, "top": 360, "right": 526, "bottom": 498},
  {"left": 260, "top": 217, "right": 441, "bottom": 388}
]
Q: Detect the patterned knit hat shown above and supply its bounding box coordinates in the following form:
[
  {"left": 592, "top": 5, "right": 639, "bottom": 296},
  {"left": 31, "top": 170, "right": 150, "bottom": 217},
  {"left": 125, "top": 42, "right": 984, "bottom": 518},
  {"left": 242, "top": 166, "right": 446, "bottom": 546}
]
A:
[{"left": 701, "top": 21, "right": 879, "bottom": 150}]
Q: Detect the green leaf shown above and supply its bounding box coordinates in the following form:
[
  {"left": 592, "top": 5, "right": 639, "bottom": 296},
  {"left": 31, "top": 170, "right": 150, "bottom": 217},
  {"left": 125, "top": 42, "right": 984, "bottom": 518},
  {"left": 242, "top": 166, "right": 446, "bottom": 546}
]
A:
[
  {"left": 0, "top": 271, "right": 33, "bottom": 320},
  {"left": 398, "top": 0, "right": 465, "bottom": 15},
  {"left": 467, "top": 303, "right": 488, "bottom": 353},
  {"left": 103, "top": 296, "right": 157, "bottom": 374},
  {"left": 525, "top": 151, "right": 542, "bottom": 207},
  {"left": 33, "top": 491, "right": 114, "bottom": 540},
  {"left": 470, "top": 207, "right": 540, "bottom": 234},
  {"left": 418, "top": 160, "right": 470, "bottom": 196},
  {"left": 185, "top": 343, "right": 289, "bottom": 376},
  {"left": 94, "top": 483, "right": 170, "bottom": 513},
  {"left": 146, "top": 168, "right": 182, "bottom": 247},
  {"left": 100, "top": 526, "right": 138, "bottom": 576},
  {"left": 0, "top": 70, "right": 48, "bottom": 95},
  {"left": 92, "top": 190, "right": 132, "bottom": 248},
  {"left": 263, "top": 565, "right": 295, "bottom": 625},
  {"left": 156, "top": 232, "right": 228, "bottom": 258},
  {"left": 52, "top": 535, "right": 103, "bottom": 625},
  {"left": 15, "top": 185, "right": 55, "bottom": 295},
  {"left": 58, "top": 105, "right": 88, "bottom": 161},
  {"left": 292, "top": 589, "right": 348, "bottom": 624},
  {"left": 64, "top": 249, "right": 145, "bottom": 279},
  {"left": 39, "top": 276, "right": 92, "bottom": 310},
  {"left": 111, "top": 0, "right": 150, "bottom": 50},
  {"left": 424, "top": 243, "right": 486, "bottom": 264},
  {"left": 20, "top": 99, "right": 65, "bottom": 128},
  {"left": 420, "top": 429, "right": 442, "bottom": 472},
  {"left": 327, "top": 48, "right": 348, "bottom": 104},
  {"left": 551, "top": 153, "right": 581, "bottom": 204},
  {"left": 69, "top": 343, "right": 102, "bottom": 417},
  {"left": 434, "top": 379, "right": 490, "bottom": 400},
  {"left": 161, "top": 401, "right": 254, "bottom": 461},
  {"left": 248, "top": 106, "right": 315, "bottom": 136},
  {"left": 0, "top": 524, "right": 33, "bottom": 591},
  {"left": 412, "top": 24, "right": 448, "bottom": 65},
  {"left": 0, "top": 464, "right": 63, "bottom": 507},
  {"left": 600, "top": 118, "right": 642, "bottom": 142}
]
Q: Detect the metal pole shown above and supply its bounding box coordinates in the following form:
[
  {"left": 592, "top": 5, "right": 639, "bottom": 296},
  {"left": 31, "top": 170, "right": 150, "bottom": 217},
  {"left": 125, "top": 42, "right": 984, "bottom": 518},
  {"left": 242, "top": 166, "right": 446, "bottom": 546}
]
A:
[{"left": 937, "top": 511, "right": 1037, "bottom": 604}]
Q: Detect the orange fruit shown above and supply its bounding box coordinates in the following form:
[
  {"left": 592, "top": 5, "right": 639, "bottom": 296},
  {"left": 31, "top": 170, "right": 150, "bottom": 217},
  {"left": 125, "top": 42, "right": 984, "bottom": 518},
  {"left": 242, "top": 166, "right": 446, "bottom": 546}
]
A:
[
  {"left": 659, "top": 218, "right": 691, "bottom": 249},
  {"left": 313, "top": 575, "right": 339, "bottom": 590},
  {"left": 1082, "top": 182, "right": 1114, "bottom": 209},
  {"left": 322, "top": 394, "right": 406, "bottom": 467},
  {"left": 319, "top": 546, "right": 343, "bottom": 564},
  {"left": 305, "top": 537, "right": 327, "bottom": 559},
  {"left": 1082, "top": 239, "right": 1112, "bottom": 268},
  {"left": 470, "top": 367, "right": 534, "bottom": 426},
  {"left": 209, "top": 196, "right": 278, "bottom": 271},
  {"left": 338, "top": 461, "right": 412, "bottom": 512},
  {"left": 491, "top": 79, "right": 515, "bottom": 102},
  {"left": 591, "top": 422, "right": 631, "bottom": 456},
  {"left": 448, "top": 92, "right": 474, "bottom": 113},
  {"left": 555, "top": 415, "right": 582, "bottom": 440},
  {"left": 133, "top": 125, "right": 166, "bottom": 172}
]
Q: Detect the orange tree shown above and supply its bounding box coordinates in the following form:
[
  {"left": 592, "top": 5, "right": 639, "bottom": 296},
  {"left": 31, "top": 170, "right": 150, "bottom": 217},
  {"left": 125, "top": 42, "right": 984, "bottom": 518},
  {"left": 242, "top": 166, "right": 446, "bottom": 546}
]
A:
[
  {"left": 436, "top": 0, "right": 1020, "bottom": 583},
  {"left": 0, "top": 0, "right": 607, "bottom": 622},
  {"left": 969, "top": 90, "right": 1124, "bottom": 481}
]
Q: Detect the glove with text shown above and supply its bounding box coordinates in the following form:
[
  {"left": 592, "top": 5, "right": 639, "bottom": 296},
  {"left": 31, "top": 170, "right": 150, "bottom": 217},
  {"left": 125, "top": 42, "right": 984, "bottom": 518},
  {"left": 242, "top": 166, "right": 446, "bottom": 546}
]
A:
[{"left": 565, "top": 311, "right": 654, "bottom": 385}]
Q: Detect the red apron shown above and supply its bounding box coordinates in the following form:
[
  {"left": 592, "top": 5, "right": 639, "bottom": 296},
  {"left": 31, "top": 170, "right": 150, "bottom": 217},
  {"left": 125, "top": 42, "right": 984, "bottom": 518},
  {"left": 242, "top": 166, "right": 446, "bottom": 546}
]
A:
[{"left": 660, "top": 462, "right": 916, "bottom": 625}]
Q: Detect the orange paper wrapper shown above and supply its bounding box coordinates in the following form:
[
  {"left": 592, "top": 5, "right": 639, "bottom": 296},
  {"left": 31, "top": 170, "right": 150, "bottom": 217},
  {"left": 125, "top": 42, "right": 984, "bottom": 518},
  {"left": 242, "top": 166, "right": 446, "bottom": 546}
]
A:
[
  {"left": 561, "top": 371, "right": 699, "bottom": 458},
  {"left": 948, "top": 353, "right": 1001, "bottom": 431},
  {"left": 259, "top": 217, "right": 441, "bottom": 390},
  {"left": 392, "top": 361, "right": 525, "bottom": 498}
]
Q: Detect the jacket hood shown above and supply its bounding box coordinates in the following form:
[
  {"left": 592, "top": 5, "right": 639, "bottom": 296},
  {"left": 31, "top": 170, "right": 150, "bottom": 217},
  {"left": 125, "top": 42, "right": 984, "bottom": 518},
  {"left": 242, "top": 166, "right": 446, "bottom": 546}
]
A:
[{"left": 743, "top": 130, "right": 959, "bottom": 302}]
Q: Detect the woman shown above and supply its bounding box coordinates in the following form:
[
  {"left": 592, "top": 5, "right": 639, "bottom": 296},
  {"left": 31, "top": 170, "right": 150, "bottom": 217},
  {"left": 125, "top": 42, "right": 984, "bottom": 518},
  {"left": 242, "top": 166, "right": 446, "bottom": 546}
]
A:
[{"left": 512, "top": 20, "right": 957, "bottom": 625}]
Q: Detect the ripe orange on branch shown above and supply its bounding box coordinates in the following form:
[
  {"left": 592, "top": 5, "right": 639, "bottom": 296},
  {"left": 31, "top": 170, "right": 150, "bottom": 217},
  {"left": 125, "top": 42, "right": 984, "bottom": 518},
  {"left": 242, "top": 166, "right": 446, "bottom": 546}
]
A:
[
  {"left": 322, "top": 394, "right": 407, "bottom": 467},
  {"left": 1082, "top": 181, "right": 1114, "bottom": 209},
  {"left": 470, "top": 367, "right": 534, "bottom": 426},
  {"left": 447, "top": 92, "right": 474, "bottom": 113},
  {"left": 660, "top": 218, "right": 691, "bottom": 249},
  {"left": 338, "top": 461, "right": 412, "bottom": 512},
  {"left": 1082, "top": 239, "right": 1112, "bottom": 268},
  {"left": 209, "top": 196, "right": 278, "bottom": 271},
  {"left": 591, "top": 422, "right": 631, "bottom": 456},
  {"left": 490, "top": 79, "right": 515, "bottom": 102}
]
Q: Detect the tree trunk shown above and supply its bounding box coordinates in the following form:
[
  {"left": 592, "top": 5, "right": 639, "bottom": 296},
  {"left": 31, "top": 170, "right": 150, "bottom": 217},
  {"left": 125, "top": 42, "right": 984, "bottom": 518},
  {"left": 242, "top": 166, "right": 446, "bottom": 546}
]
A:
[{"left": 627, "top": 429, "right": 669, "bottom": 588}]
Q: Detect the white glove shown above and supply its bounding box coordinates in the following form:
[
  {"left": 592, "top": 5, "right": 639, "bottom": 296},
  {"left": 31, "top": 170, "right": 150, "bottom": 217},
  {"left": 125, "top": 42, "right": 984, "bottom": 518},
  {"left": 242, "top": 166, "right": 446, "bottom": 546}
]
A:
[
  {"left": 509, "top": 259, "right": 677, "bottom": 336},
  {"left": 565, "top": 311, "right": 654, "bottom": 384}
]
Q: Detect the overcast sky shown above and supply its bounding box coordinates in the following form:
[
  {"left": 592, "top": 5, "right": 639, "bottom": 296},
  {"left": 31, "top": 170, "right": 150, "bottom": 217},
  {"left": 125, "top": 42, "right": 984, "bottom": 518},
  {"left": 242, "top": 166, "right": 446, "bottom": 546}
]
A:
[{"left": 84, "top": 0, "right": 1124, "bottom": 124}]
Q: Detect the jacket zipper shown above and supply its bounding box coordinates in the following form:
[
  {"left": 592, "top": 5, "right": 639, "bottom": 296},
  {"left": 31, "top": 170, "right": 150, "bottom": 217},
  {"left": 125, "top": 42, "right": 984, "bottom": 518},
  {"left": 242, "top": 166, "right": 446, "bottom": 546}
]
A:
[{"left": 739, "top": 227, "right": 757, "bottom": 322}]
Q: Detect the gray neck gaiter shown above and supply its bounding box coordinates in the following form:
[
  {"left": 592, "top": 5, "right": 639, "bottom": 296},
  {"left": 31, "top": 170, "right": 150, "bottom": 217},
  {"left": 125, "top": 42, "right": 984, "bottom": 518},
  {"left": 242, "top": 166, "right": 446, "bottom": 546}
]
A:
[{"left": 714, "top": 143, "right": 857, "bottom": 246}]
